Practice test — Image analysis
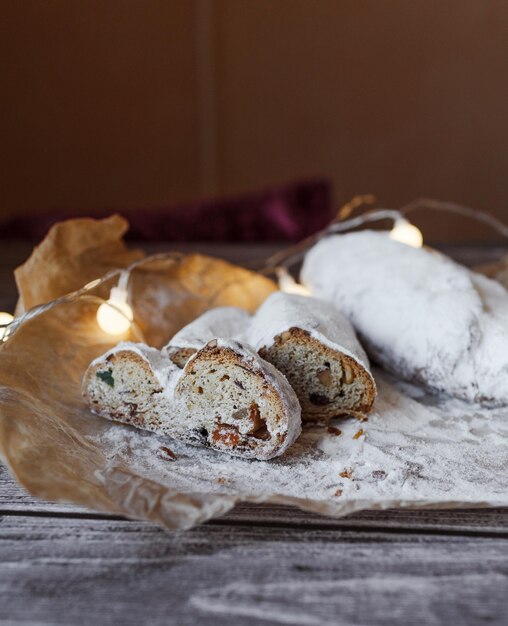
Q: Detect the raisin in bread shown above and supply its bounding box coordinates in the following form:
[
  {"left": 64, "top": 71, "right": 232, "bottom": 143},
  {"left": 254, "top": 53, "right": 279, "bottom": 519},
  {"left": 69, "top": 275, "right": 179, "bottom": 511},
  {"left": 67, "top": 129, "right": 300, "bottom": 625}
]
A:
[
  {"left": 165, "top": 293, "right": 376, "bottom": 422},
  {"left": 83, "top": 340, "right": 301, "bottom": 460},
  {"left": 301, "top": 230, "right": 508, "bottom": 405}
]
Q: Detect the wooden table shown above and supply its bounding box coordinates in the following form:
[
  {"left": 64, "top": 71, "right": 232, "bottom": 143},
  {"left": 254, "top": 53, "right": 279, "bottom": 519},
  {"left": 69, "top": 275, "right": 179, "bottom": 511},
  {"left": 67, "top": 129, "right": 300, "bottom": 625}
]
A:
[{"left": 1, "top": 240, "right": 507, "bottom": 626}]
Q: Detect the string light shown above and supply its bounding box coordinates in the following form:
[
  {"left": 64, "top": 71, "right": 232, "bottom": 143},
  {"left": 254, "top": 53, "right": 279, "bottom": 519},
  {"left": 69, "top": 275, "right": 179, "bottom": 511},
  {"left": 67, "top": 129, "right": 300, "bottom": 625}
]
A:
[
  {"left": 0, "top": 312, "right": 14, "bottom": 342},
  {"left": 263, "top": 208, "right": 402, "bottom": 273},
  {"left": 96, "top": 272, "right": 133, "bottom": 336},
  {"left": 3, "top": 199, "right": 508, "bottom": 344},
  {"left": 389, "top": 218, "right": 423, "bottom": 248},
  {"left": 276, "top": 268, "right": 311, "bottom": 296},
  {"left": 0, "top": 253, "right": 185, "bottom": 344}
]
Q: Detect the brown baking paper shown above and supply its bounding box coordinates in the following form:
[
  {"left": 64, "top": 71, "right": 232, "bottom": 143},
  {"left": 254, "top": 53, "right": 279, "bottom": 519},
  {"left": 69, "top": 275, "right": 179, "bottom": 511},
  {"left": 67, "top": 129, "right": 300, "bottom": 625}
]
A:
[{"left": 1, "top": 217, "right": 507, "bottom": 530}]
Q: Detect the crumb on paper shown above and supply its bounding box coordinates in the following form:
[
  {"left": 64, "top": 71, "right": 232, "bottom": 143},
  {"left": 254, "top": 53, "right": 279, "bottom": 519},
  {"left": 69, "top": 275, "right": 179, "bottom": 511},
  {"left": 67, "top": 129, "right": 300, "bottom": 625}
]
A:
[
  {"left": 353, "top": 428, "right": 364, "bottom": 440},
  {"left": 328, "top": 426, "right": 342, "bottom": 436},
  {"left": 157, "top": 446, "right": 177, "bottom": 461},
  {"left": 334, "top": 488, "right": 343, "bottom": 497},
  {"left": 339, "top": 468, "right": 353, "bottom": 479}
]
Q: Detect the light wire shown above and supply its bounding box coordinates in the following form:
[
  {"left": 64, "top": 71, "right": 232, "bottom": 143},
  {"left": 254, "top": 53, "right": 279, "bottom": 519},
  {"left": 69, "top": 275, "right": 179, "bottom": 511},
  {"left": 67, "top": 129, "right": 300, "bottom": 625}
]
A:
[{"left": 2, "top": 198, "right": 508, "bottom": 341}]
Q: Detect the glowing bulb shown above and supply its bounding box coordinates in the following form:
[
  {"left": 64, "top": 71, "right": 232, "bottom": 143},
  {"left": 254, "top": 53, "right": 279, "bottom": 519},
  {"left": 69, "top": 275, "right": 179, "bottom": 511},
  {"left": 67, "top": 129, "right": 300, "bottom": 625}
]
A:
[
  {"left": 389, "top": 218, "right": 423, "bottom": 248},
  {"left": 277, "top": 269, "right": 311, "bottom": 296},
  {"left": 0, "top": 312, "right": 14, "bottom": 342},
  {"left": 96, "top": 287, "right": 133, "bottom": 335}
]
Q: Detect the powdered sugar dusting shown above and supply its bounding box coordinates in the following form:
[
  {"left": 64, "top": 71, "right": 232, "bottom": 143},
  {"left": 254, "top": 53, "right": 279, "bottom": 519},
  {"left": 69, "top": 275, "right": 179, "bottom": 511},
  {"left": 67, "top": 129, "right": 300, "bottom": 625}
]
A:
[
  {"left": 88, "top": 367, "right": 508, "bottom": 513},
  {"left": 301, "top": 231, "right": 508, "bottom": 406},
  {"left": 246, "top": 292, "right": 371, "bottom": 371},
  {"left": 166, "top": 293, "right": 372, "bottom": 374},
  {"left": 169, "top": 308, "right": 250, "bottom": 351}
]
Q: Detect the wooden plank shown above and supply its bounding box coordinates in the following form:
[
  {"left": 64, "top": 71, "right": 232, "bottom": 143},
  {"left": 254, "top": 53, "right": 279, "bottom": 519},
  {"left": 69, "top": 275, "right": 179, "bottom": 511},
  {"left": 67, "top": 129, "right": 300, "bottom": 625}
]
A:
[
  {"left": 0, "top": 463, "right": 90, "bottom": 514},
  {"left": 222, "top": 503, "right": 508, "bottom": 535},
  {"left": 2, "top": 463, "right": 508, "bottom": 534},
  {"left": 1, "top": 514, "right": 507, "bottom": 626}
]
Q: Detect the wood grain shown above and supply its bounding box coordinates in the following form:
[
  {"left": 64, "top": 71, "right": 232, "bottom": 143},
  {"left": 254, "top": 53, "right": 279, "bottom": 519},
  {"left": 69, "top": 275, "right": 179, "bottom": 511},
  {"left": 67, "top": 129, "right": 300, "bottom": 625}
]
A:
[{"left": 1, "top": 514, "right": 507, "bottom": 626}]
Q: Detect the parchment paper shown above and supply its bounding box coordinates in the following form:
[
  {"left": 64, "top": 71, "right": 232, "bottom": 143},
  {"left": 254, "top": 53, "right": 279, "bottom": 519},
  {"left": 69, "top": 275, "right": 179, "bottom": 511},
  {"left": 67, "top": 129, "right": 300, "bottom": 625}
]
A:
[{"left": 0, "top": 217, "right": 506, "bottom": 530}]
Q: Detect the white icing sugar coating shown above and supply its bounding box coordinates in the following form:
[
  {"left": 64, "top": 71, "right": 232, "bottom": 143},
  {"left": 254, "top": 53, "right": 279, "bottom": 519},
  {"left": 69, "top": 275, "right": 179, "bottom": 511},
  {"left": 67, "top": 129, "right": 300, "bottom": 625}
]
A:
[
  {"left": 246, "top": 292, "right": 371, "bottom": 372},
  {"left": 165, "top": 293, "right": 371, "bottom": 374},
  {"left": 168, "top": 307, "right": 250, "bottom": 351},
  {"left": 301, "top": 230, "right": 508, "bottom": 405},
  {"left": 91, "top": 341, "right": 179, "bottom": 390}
]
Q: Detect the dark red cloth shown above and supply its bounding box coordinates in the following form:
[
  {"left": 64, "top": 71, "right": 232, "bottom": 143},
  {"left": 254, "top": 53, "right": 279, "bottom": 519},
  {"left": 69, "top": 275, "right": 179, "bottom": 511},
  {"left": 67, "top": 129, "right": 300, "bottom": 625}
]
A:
[{"left": 0, "top": 179, "right": 332, "bottom": 242}]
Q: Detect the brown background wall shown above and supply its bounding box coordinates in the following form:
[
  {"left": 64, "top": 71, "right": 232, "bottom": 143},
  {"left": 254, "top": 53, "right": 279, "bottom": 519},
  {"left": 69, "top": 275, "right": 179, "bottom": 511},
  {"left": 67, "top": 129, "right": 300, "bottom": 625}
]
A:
[{"left": 2, "top": 0, "right": 508, "bottom": 241}]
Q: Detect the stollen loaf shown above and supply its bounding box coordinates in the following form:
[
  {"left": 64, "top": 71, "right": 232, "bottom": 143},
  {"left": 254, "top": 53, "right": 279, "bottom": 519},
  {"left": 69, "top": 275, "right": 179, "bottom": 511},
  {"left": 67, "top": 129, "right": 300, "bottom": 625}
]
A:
[
  {"left": 301, "top": 230, "right": 508, "bottom": 405},
  {"left": 166, "top": 292, "right": 377, "bottom": 421},
  {"left": 83, "top": 340, "right": 301, "bottom": 460}
]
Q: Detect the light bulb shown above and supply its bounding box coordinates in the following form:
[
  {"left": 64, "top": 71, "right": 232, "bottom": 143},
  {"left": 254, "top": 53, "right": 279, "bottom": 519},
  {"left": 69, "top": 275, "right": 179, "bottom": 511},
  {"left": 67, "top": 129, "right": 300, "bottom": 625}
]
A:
[
  {"left": 0, "top": 312, "right": 14, "bottom": 342},
  {"left": 389, "top": 218, "right": 423, "bottom": 248},
  {"left": 96, "top": 287, "right": 133, "bottom": 336},
  {"left": 277, "top": 269, "right": 311, "bottom": 296}
]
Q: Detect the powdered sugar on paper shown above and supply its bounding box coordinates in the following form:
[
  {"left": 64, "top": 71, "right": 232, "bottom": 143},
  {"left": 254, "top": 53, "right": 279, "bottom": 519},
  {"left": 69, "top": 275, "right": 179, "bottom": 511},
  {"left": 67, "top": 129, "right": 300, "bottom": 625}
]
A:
[{"left": 88, "top": 367, "right": 508, "bottom": 516}]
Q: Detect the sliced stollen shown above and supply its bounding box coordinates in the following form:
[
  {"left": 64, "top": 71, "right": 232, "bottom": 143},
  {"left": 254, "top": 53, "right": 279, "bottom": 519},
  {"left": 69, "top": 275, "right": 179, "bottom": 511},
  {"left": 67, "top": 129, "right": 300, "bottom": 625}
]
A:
[
  {"left": 172, "top": 339, "right": 301, "bottom": 459},
  {"left": 165, "top": 293, "right": 377, "bottom": 422},
  {"left": 247, "top": 292, "right": 376, "bottom": 422},
  {"left": 83, "top": 340, "right": 301, "bottom": 460},
  {"left": 83, "top": 343, "right": 175, "bottom": 433},
  {"left": 301, "top": 230, "right": 508, "bottom": 405}
]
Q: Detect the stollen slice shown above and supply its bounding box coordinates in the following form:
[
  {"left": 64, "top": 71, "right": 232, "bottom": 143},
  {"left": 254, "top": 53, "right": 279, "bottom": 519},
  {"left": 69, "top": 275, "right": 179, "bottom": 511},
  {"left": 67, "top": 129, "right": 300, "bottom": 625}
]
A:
[
  {"left": 83, "top": 343, "right": 174, "bottom": 434},
  {"left": 247, "top": 292, "right": 376, "bottom": 422},
  {"left": 166, "top": 293, "right": 377, "bottom": 422},
  {"left": 83, "top": 340, "right": 301, "bottom": 460},
  {"left": 172, "top": 338, "right": 301, "bottom": 459}
]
